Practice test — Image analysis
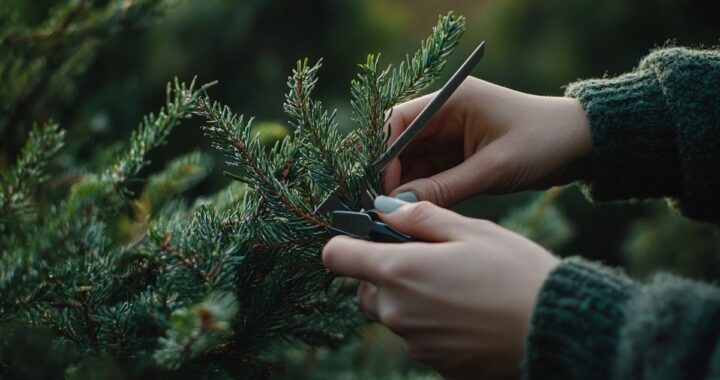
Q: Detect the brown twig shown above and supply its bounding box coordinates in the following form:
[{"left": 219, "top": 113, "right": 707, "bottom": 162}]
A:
[
  {"left": 160, "top": 233, "right": 209, "bottom": 283},
  {"left": 78, "top": 289, "right": 98, "bottom": 351},
  {"left": 251, "top": 237, "right": 320, "bottom": 252}
]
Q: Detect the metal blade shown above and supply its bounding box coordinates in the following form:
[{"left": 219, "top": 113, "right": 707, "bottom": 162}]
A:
[
  {"left": 372, "top": 42, "right": 485, "bottom": 172},
  {"left": 314, "top": 187, "right": 351, "bottom": 216},
  {"left": 359, "top": 189, "right": 375, "bottom": 211}
]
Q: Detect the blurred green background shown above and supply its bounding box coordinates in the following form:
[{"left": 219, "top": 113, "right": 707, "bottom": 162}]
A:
[
  {"left": 4, "top": 0, "right": 720, "bottom": 378},
  {"left": 29, "top": 0, "right": 718, "bottom": 268}
]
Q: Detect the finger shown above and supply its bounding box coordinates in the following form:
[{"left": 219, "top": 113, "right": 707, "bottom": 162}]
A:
[
  {"left": 357, "top": 281, "right": 379, "bottom": 321},
  {"left": 399, "top": 149, "right": 463, "bottom": 184},
  {"left": 382, "top": 158, "right": 402, "bottom": 194},
  {"left": 390, "top": 145, "right": 505, "bottom": 207},
  {"left": 382, "top": 97, "right": 433, "bottom": 195},
  {"left": 373, "top": 197, "right": 475, "bottom": 242},
  {"left": 384, "top": 93, "right": 435, "bottom": 147},
  {"left": 322, "top": 236, "right": 383, "bottom": 282}
]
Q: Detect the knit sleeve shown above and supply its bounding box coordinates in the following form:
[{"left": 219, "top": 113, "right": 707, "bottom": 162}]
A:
[
  {"left": 613, "top": 273, "right": 720, "bottom": 379},
  {"left": 523, "top": 257, "right": 635, "bottom": 380},
  {"left": 524, "top": 257, "right": 720, "bottom": 380},
  {"left": 565, "top": 47, "right": 720, "bottom": 224}
]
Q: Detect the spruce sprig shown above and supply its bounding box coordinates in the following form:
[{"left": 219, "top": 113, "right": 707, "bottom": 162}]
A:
[
  {"left": 385, "top": 12, "right": 466, "bottom": 104},
  {"left": 200, "top": 12, "right": 466, "bottom": 217},
  {"left": 1, "top": 79, "right": 215, "bottom": 316},
  {"left": 194, "top": 97, "right": 328, "bottom": 229},
  {"left": 106, "top": 78, "right": 215, "bottom": 200},
  {"left": 0, "top": 122, "right": 65, "bottom": 233},
  {"left": 284, "top": 59, "right": 354, "bottom": 202},
  {"left": 351, "top": 12, "right": 465, "bottom": 188}
]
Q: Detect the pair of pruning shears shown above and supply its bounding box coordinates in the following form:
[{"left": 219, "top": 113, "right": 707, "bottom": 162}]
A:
[{"left": 316, "top": 42, "right": 486, "bottom": 243}]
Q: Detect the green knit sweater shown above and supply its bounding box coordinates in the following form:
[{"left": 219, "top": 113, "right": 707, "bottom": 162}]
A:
[{"left": 524, "top": 47, "right": 720, "bottom": 380}]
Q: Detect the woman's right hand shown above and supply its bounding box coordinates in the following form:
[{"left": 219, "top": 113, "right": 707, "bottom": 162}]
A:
[{"left": 383, "top": 76, "right": 593, "bottom": 206}]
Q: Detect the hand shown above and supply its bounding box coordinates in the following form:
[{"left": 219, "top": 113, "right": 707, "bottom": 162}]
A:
[
  {"left": 383, "top": 76, "right": 592, "bottom": 206},
  {"left": 322, "top": 196, "right": 559, "bottom": 380}
]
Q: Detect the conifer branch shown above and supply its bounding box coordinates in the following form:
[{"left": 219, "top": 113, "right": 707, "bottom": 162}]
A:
[
  {"left": 1, "top": 10, "right": 471, "bottom": 377},
  {"left": 106, "top": 78, "right": 214, "bottom": 196},
  {"left": 5, "top": 0, "right": 166, "bottom": 46},
  {"left": 350, "top": 12, "right": 465, "bottom": 169},
  {"left": 251, "top": 238, "right": 321, "bottom": 253},
  {"left": 160, "top": 233, "right": 210, "bottom": 283},
  {"left": 384, "top": 12, "right": 466, "bottom": 104},
  {"left": 195, "top": 97, "right": 328, "bottom": 228},
  {"left": 0, "top": 0, "right": 177, "bottom": 146},
  {"left": 285, "top": 59, "right": 353, "bottom": 201},
  {"left": 0, "top": 0, "right": 91, "bottom": 138},
  {"left": 351, "top": 54, "right": 387, "bottom": 166},
  {"left": 154, "top": 292, "right": 239, "bottom": 369},
  {"left": 0, "top": 122, "right": 65, "bottom": 232}
]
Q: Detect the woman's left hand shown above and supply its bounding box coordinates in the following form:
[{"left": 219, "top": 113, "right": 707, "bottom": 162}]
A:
[{"left": 322, "top": 196, "right": 559, "bottom": 380}]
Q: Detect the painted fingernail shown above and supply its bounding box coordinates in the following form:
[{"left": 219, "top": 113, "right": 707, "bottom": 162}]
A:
[
  {"left": 375, "top": 195, "right": 407, "bottom": 213},
  {"left": 394, "top": 191, "right": 418, "bottom": 203}
]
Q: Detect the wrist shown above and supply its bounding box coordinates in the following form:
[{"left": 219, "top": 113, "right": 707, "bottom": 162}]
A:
[
  {"left": 565, "top": 66, "right": 684, "bottom": 201},
  {"left": 561, "top": 97, "right": 593, "bottom": 181}
]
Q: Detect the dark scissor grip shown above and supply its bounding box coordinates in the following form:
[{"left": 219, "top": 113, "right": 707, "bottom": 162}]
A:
[{"left": 330, "top": 210, "right": 414, "bottom": 243}]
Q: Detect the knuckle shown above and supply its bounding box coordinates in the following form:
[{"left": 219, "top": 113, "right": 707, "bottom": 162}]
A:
[
  {"left": 473, "top": 218, "right": 495, "bottom": 230},
  {"left": 426, "top": 177, "right": 453, "bottom": 207},
  {"left": 377, "top": 257, "right": 414, "bottom": 282},
  {"left": 357, "top": 296, "right": 373, "bottom": 315},
  {"left": 356, "top": 281, "right": 374, "bottom": 298},
  {"left": 406, "top": 201, "right": 435, "bottom": 222},
  {"left": 379, "top": 307, "right": 405, "bottom": 330},
  {"left": 488, "top": 149, "right": 514, "bottom": 177},
  {"left": 356, "top": 283, "right": 367, "bottom": 299},
  {"left": 405, "top": 344, "right": 427, "bottom": 362}
]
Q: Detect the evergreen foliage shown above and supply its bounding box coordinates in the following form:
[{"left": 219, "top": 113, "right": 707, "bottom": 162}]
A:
[
  {"left": 500, "top": 188, "right": 572, "bottom": 251},
  {"left": 0, "top": 0, "right": 178, "bottom": 162},
  {"left": 622, "top": 203, "right": 720, "bottom": 281},
  {"left": 0, "top": 6, "right": 468, "bottom": 377}
]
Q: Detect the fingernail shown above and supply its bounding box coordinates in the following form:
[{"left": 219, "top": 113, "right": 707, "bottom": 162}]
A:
[
  {"left": 394, "top": 191, "right": 418, "bottom": 203},
  {"left": 375, "top": 195, "right": 407, "bottom": 214}
]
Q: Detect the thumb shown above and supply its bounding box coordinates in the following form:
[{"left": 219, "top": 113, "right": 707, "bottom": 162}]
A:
[
  {"left": 373, "top": 196, "right": 474, "bottom": 242},
  {"left": 390, "top": 151, "right": 502, "bottom": 207}
]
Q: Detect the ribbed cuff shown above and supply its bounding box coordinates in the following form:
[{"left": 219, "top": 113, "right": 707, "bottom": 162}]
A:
[
  {"left": 566, "top": 68, "right": 684, "bottom": 201},
  {"left": 523, "top": 257, "right": 636, "bottom": 380}
]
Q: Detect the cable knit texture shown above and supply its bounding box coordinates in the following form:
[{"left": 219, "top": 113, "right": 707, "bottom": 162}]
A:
[
  {"left": 566, "top": 47, "right": 720, "bottom": 224},
  {"left": 525, "top": 48, "right": 720, "bottom": 380}
]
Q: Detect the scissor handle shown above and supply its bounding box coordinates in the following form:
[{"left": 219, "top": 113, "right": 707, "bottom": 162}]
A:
[
  {"left": 369, "top": 221, "right": 415, "bottom": 243},
  {"left": 372, "top": 41, "right": 485, "bottom": 172},
  {"left": 330, "top": 210, "right": 416, "bottom": 243}
]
